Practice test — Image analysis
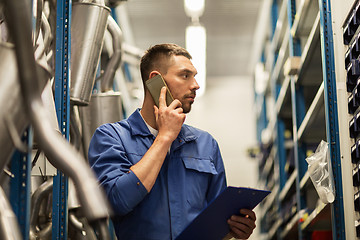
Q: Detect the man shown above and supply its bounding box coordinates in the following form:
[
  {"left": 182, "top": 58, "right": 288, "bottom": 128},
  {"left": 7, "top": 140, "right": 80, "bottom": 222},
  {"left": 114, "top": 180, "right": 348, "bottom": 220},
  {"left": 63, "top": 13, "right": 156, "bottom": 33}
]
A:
[{"left": 88, "top": 44, "right": 256, "bottom": 239}]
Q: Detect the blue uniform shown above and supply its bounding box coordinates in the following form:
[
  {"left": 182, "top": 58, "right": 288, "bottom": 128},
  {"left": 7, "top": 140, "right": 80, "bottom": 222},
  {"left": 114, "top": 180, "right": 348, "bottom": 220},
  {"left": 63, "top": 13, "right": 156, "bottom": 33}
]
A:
[{"left": 88, "top": 109, "right": 227, "bottom": 240}]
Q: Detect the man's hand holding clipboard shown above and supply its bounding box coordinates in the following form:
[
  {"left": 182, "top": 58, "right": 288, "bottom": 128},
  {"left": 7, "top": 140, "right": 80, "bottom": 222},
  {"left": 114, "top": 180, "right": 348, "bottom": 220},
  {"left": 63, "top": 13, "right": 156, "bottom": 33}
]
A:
[{"left": 176, "top": 187, "right": 271, "bottom": 240}]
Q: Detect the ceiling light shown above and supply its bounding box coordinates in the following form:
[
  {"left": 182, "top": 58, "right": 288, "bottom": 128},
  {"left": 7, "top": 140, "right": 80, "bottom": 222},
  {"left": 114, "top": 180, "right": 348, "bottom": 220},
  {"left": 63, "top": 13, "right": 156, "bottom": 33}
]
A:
[
  {"left": 186, "top": 23, "right": 206, "bottom": 97},
  {"left": 184, "top": 0, "right": 205, "bottom": 19}
]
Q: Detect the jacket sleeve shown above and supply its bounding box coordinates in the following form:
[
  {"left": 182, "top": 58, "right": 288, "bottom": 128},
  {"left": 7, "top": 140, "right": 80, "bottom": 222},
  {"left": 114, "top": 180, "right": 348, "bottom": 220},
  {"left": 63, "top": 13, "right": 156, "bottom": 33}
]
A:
[{"left": 88, "top": 124, "right": 148, "bottom": 216}]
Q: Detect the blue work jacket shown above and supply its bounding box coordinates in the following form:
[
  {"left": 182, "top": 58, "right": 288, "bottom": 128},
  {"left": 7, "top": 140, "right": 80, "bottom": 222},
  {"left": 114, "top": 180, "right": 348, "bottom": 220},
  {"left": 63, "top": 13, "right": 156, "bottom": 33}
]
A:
[{"left": 88, "top": 109, "right": 227, "bottom": 240}]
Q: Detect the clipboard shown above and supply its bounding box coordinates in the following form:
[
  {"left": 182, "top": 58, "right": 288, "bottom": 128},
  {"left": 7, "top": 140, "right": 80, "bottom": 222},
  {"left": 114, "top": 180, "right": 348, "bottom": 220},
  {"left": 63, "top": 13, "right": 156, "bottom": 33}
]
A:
[{"left": 175, "top": 186, "right": 271, "bottom": 240}]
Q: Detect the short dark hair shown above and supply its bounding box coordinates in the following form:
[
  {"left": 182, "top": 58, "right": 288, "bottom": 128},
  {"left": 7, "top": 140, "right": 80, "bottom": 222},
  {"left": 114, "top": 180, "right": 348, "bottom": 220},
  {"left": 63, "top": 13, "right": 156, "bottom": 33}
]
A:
[{"left": 140, "top": 43, "right": 192, "bottom": 82}]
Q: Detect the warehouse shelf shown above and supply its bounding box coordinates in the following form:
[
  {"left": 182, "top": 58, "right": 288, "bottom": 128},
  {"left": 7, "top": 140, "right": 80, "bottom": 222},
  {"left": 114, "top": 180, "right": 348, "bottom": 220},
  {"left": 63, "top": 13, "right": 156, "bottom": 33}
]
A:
[
  {"left": 279, "top": 170, "right": 297, "bottom": 202},
  {"left": 284, "top": 139, "right": 295, "bottom": 149},
  {"left": 270, "top": 30, "right": 290, "bottom": 87},
  {"left": 276, "top": 86, "right": 292, "bottom": 130},
  {"left": 261, "top": 118, "right": 277, "bottom": 147},
  {"left": 301, "top": 202, "right": 331, "bottom": 231},
  {"left": 272, "top": 0, "right": 289, "bottom": 51},
  {"left": 300, "top": 170, "right": 311, "bottom": 190},
  {"left": 265, "top": 0, "right": 289, "bottom": 74},
  {"left": 296, "top": 13, "right": 321, "bottom": 84},
  {"left": 259, "top": 148, "right": 275, "bottom": 182},
  {"left": 291, "top": 0, "right": 318, "bottom": 37},
  {"left": 280, "top": 211, "right": 300, "bottom": 239},
  {"left": 297, "top": 82, "right": 325, "bottom": 142},
  {"left": 267, "top": 218, "right": 283, "bottom": 240},
  {"left": 276, "top": 76, "right": 291, "bottom": 115},
  {"left": 253, "top": 0, "right": 346, "bottom": 239},
  {"left": 260, "top": 185, "right": 280, "bottom": 220}
]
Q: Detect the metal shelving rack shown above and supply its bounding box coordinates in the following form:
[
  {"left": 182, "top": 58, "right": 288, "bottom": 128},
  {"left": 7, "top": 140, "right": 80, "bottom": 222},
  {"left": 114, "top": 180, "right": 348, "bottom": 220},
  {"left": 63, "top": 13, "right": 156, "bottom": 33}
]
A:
[
  {"left": 253, "top": 0, "right": 351, "bottom": 239},
  {"left": 7, "top": 1, "right": 71, "bottom": 239},
  {"left": 318, "top": 1, "right": 346, "bottom": 239},
  {"left": 8, "top": 0, "right": 72, "bottom": 239},
  {"left": 329, "top": 0, "right": 360, "bottom": 239},
  {"left": 52, "top": 0, "right": 71, "bottom": 239}
]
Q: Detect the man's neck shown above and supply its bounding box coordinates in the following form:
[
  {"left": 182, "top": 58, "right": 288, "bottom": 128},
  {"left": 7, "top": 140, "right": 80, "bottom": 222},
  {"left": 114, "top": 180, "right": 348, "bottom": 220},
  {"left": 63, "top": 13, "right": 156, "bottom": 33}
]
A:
[{"left": 140, "top": 95, "right": 157, "bottom": 130}]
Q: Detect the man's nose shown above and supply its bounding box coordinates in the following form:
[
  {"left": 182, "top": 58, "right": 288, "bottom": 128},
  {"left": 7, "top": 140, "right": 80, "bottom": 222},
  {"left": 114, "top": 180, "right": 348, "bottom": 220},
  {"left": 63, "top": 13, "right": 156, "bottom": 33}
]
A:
[{"left": 191, "top": 78, "right": 200, "bottom": 90}]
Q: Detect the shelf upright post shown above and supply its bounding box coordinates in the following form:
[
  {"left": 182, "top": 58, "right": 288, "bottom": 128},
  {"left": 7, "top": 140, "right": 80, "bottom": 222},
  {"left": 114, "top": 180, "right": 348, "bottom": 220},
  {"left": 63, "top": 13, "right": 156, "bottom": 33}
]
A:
[
  {"left": 287, "top": 0, "right": 307, "bottom": 239},
  {"left": 10, "top": 129, "right": 33, "bottom": 240},
  {"left": 277, "top": 119, "right": 287, "bottom": 189},
  {"left": 274, "top": 82, "right": 287, "bottom": 191},
  {"left": 257, "top": 96, "right": 268, "bottom": 143},
  {"left": 255, "top": 45, "right": 268, "bottom": 144},
  {"left": 269, "top": 4, "right": 286, "bottom": 239},
  {"left": 271, "top": 0, "right": 279, "bottom": 40},
  {"left": 268, "top": 3, "right": 286, "bottom": 239},
  {"left": 287, "top": 0, "right": 301, "bottom": 55},
  {"left": 9, "top": 2, "right": 37, "bottom": 238},
  {"left": 318, "top": 0, "right": 345, "bottom": 239},
  {"left": 53, "top": 0, "right": 71, "bottom": 239}
]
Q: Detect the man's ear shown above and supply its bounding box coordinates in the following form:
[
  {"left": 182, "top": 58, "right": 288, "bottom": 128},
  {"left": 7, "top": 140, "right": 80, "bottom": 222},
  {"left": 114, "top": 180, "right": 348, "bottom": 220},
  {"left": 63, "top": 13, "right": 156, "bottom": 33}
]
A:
[{"left": 148, "top": 71, "right": 161, "bottom": 80}]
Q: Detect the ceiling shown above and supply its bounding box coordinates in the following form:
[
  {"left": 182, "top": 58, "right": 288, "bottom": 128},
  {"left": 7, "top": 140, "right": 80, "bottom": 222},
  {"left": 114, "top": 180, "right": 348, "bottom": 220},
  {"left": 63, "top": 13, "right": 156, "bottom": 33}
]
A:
[{"left": 124, "top": 0, "right": 262, "bottom": 81}]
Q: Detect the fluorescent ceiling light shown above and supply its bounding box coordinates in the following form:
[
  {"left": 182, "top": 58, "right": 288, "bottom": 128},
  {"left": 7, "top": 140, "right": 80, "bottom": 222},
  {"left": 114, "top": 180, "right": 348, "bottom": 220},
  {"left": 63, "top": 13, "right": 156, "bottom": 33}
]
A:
[
  {"left": 186, "top": 24, "right": 206, "bottom": 97},
  {"left": 184, "top": 0, "right": 205, "bottom": 19}
]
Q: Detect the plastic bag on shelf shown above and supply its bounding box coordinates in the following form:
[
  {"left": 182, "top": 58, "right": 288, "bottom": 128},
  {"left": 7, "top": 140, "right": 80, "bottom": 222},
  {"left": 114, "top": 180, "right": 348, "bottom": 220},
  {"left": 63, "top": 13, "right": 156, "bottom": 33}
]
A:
[{"left": 305, "top": 140, "right": 335, "bottom": 204}]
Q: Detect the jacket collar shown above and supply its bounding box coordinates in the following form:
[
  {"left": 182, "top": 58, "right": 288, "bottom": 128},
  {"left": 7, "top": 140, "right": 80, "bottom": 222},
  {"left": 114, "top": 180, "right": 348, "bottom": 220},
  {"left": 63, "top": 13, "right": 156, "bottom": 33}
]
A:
[
  {"left": 128, "top": 108, "right": 198, "bottom": 143},
  {"left": 127, "top": 109, "right": 153, "bottom": 137}
]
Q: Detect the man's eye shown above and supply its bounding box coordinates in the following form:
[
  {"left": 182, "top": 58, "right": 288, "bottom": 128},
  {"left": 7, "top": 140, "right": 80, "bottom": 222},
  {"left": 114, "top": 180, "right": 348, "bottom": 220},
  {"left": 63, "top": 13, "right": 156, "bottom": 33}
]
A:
[{"left": 184, "top": 74, "right": 188, "bottom": 79}]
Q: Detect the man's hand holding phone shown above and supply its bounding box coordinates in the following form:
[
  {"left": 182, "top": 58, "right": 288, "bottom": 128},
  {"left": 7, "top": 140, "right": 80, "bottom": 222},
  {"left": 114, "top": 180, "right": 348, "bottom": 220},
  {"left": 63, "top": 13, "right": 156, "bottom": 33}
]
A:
[
  {"left": 145, "top": 74, "right": 174, "bottom": 107},
  {"left": 130, "top": 87, "right": 184, "bottom": 193},
  {"left": 154, "top": 87, "right": 185, "bottom": 142}
]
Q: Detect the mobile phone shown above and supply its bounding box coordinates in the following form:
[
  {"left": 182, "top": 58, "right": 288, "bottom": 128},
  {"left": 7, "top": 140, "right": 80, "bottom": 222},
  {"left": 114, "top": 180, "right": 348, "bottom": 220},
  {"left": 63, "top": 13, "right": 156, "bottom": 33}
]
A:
[{"left": 145, "top": 74, "right": 174, "bottom": 107}]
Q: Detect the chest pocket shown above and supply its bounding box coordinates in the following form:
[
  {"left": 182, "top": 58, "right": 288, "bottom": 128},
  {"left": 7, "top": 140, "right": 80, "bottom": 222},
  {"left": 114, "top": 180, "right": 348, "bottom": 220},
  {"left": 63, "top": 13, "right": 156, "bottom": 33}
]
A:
[
  {"left": 182, "top": 157, "right": 218, "bottom": 175},
  {"left": 181, "top": 157, "right": 218, "bottom": 211}
]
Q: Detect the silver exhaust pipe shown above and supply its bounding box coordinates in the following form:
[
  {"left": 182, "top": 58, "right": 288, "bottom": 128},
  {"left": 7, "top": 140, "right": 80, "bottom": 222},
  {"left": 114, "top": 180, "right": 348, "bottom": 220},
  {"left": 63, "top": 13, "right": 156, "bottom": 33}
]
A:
[
  {"left": 29, "top": 179, "right": 53, "bottom": 240},
  {"left": 0, "top": 187, "right": 22, "bottom": 240},
  {"left": 0, "top": 41, "right": 49, "bottom": 176},
  {"left": 101, "top": 15, "right": 123, "bottom": 92},
  {"left": 2, "top": 0, "right": 111, "bottom": 233}
]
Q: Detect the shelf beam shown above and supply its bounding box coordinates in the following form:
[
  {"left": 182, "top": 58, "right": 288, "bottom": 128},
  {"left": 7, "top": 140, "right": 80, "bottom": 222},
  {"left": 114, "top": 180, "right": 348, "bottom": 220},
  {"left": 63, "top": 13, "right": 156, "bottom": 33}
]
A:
[
  {"left": 301, "top": 202, "right": 331, "bottom": 231},
  {"left": 279, "top": 170, "right": 297, "bottom": 202},
  {"left": 259, "top": 185, "right": 280, "bottom": 220},
  {"left": 296, "top": 13, "right": 321, "bottom": 84},
  {"left": 280, "top": 211, "right": 299, "bottom": 239},
  {"left": 270, "top": 29, "right": 290, "bottom": 87},
  {"left": 291, "top": 0, "right": 312, "bottom": 37},
  {"left": 300, "top": 170, "right": 311, "bottom": 190},
  {"left": 297, "top": 81, "right": 324, "bottom": 140},
  {"left": 276, "top": 75, "right": 291, "bottom": 114}
]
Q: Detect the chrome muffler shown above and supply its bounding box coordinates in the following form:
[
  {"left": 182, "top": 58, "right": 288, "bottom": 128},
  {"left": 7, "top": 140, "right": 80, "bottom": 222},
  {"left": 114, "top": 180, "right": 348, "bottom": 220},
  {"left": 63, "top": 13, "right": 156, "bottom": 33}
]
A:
[
  {"left": 70, "top": 1, "right": 110, "bottom": 105},
  {"left": 80, "top": 92, "right": 123, "bottom": 157},
  {"left": 80, "top": 15, "right": 124, "bottom": 156}
]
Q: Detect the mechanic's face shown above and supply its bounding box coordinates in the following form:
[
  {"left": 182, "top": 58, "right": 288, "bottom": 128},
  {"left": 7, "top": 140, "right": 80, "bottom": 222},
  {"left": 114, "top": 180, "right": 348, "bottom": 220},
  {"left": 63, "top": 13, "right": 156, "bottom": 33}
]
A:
[{"left": 162, "top": 55, "right": 200, "bottom": 113}]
